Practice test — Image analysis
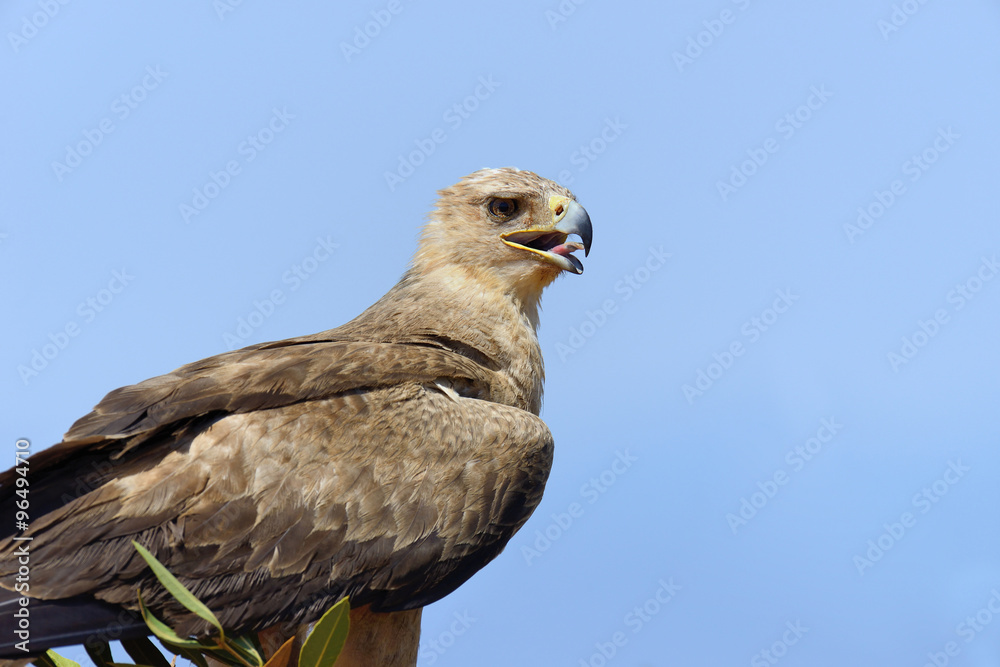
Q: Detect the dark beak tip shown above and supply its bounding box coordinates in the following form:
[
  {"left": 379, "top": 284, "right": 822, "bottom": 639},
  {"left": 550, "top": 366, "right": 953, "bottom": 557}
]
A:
[{"left": 577, "top": 208, "right": 593, "bottom": 258}]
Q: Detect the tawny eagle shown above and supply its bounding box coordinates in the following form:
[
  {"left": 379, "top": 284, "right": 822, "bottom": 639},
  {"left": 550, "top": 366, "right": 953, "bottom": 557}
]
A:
[{"left": 0, "top": 168, "right": 591, "bottom": 666}]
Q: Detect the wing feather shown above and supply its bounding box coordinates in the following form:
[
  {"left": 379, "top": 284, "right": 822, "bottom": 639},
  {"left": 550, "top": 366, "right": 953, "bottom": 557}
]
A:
[
  {"left": 0, "top": 340, "right": 497, "bottom": 525},
  {"left": 0, "top": 351, "right": 550, "bottom": 638}
]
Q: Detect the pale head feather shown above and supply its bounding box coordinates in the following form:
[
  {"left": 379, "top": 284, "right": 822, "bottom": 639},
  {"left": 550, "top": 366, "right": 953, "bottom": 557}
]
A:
[{"left": 412, "top": 167, "right": 578, "bottom": 317}]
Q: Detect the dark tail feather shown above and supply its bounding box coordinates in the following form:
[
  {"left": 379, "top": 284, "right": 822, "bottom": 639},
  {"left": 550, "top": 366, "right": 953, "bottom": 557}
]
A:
[{"left": 0, "top": 588, "right": 148, "bottom": 659}]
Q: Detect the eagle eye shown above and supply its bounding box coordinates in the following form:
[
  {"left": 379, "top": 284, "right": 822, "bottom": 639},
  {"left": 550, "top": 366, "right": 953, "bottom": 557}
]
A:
[{"left": 486, "top": 198, "right": 519, "bottom": 221}]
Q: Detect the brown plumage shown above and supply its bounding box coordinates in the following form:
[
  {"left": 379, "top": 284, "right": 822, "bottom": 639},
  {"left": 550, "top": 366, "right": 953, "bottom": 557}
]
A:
[{"left": 0, "top": 168, "right": 592, "bottom": 666}]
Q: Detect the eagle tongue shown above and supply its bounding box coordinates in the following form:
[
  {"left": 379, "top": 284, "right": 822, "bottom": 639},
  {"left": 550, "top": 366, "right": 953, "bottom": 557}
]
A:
[
  {"left": 549, "top": 241, "right": 583, "bottom": 256},
  {"left": 548, "top": 241, "right": 584, "bottom": 273}
]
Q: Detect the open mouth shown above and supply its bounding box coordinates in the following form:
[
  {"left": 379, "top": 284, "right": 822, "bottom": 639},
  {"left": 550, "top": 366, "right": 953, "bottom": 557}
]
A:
[{"left": 501, "top": 230, "right": 586, "bottom": 274}]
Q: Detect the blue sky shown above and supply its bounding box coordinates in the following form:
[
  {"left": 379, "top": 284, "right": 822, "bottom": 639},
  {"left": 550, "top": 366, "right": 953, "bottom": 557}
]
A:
[{"left": 3, "top": 1, "right": 1000, "bottom": 665}]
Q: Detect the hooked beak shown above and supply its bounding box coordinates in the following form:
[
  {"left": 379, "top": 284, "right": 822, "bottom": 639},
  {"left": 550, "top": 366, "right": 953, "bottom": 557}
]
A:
[{"left": 500, "top": 196, "right": 593, "bottom": 274}]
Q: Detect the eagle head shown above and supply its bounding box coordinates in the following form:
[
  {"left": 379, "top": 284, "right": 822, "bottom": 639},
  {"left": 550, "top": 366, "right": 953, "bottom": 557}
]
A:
[{"left": 414, "top": 167, "right": 593, "bottom": 307}]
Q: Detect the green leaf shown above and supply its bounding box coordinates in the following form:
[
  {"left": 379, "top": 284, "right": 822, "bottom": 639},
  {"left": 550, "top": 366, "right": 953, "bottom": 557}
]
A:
[
  {"left": 132, "top": 540, "right": 223, "bottom": 635},
  {"left": 199, "top": 648, "right": 249, "bottom": 666},
  {"left": 35, "top": 651, "right": 80, "bottom": 667},
  {"left": 137, "top": 590, "right": 210, "bottom": 649},
  {"left": 30, "top": 652, "right": 57, "bottom": 667},
  {"left": 262, "top": 636, "right": 296, "bottom": 667},
  {"left": 299, "top": 598, "right": 350, "bottom": 667},
  {"left": 222, "top": 635, "right": 263, "bottom": 667},
  {"left": 84, "top": 640, "right": 115, "bottom": 667},
  {"left": 120, "top": 637, "right": 172, "bottom": 667},
  {"left": 245, "top": 631, "right": 265, "bottom": 658}
]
